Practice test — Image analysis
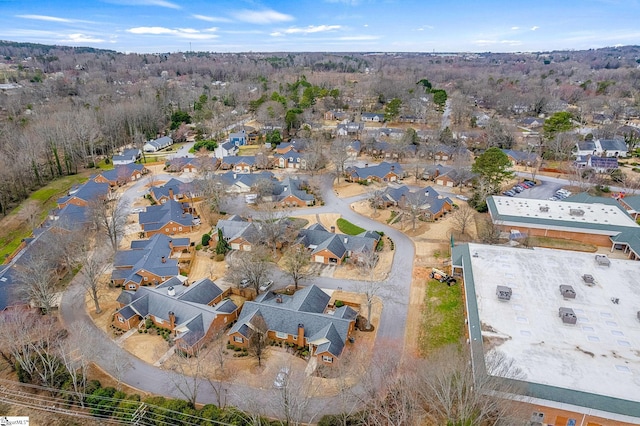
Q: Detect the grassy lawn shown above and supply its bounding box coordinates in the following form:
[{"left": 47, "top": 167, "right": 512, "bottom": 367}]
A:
[
  {"left": 528, "top": 236, "right": 597, "bottom": 252},
  {"left": 418, "top": 279, "right": 464, "bottom": 355},
  {"left": 96, "top": 159, "right": 114, "bottom": 170},
  {"left": 238, "top": 145, "right": 261, "bottom": 155},
  {"left": 336, "top": 218, "right": 365, "bottom": 235},
  {"left": 0, "top": 174, "right": 87, "bottom": 260}
]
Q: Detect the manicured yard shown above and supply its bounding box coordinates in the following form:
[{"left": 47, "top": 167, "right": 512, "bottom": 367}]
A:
[
  {"left": 336, "top": 218, "right": 365, "bottom": 235},
  {"left": 0, "top": 174, "right": 87, "bottom": 260},
  {"left": 418, "top": 279, "right": 464, "bottom": 355}
]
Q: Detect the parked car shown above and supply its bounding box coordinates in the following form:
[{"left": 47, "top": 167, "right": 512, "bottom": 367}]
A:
[
  {"left": 239, "top": 279, "right": 251, "bottom": 289},
  {"left": 455, "top": 194, "right": 470, "bottom": 201},
  {"left": 131, "top": 207, "right": 145, "bottom": 213},
  {"left": 274, "top": 367, "right": 290, "bottom": 389},
  {"left": 502, "top": 190, "right": 516, "bottom": 197},
  {"left": 520, "top": 182, "right": 531, "bottom": 188},
  {"left": 548, "top": 196, "right": 559, "bottom": 201},
  {"left": 524, "top": 180, "right": 536, "bottom": 186},
  {"left": 259, "top": 280, "right": 273, "bottom": 292},
  {"left": 513, "top": 186, "right": 523, "bottom": 193}
]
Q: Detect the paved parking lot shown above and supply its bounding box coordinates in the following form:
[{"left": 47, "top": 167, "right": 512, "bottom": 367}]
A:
[{"left": 508, "top": 179, "right": 565, "bottom": 201}]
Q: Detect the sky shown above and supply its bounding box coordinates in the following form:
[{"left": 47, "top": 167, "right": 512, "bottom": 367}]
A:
[{"left": 0, "top": 0, "right": 639, "bottom": 54}]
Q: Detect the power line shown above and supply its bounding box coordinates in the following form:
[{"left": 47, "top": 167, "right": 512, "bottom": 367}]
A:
[{"left": 0, "top": 378, "right": 237, "bottom": 426}]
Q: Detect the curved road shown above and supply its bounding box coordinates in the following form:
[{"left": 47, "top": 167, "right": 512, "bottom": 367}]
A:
[{"left": 60, "top": 172, "right": 415, "bottom": 418}]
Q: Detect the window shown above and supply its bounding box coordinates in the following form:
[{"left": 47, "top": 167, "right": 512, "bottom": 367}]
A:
[
  {"left": 322, "top": 355, "right": 333, "bottom": 363},
  {"left": 173, "top": 227, "right": 177, "bottom": 231},
  {"left": 117, "top": 316, "right": 124, "bottom": 323},
  {"left": 156, "top": 317, "right": 163, "bottom": 324},
  {"left": 128, "top": 284, "right": 137, "bottom": 290},
  {"left": 275, "top": 331, "right": 287, "bottom": 339},
  {"left": 234, "top": 336, "right": 244, "bottom": 343},
  {"left": 178, "top": 227, "right": 182, "bottom": 231},
  {"left": 165, "top": 228, "right": 169, "bottom": 232}
]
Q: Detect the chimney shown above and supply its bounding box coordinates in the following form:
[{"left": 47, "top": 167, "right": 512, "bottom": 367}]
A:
[
  {"left": 330, "top": 226, "right": 335, "bottom": 233},
  {"left": 344, "top": 237, "right": 348, "bottom": 244},
  {"left": 391, "top": 165, "right": 395, "bottom": 171},
  {"left": 365, "top": 163, "right": 368, "bottom": 168},
  {"left": 161, "top": 256, "right": 166, "bottom": 263},
  {"left": 169, "top": 239, "right": 173, "bottom": 249},
  {"left": 297, "top": 323, "right": 305, "bottom": 348},
  {"left": 276, "top": 296, "right": 283, "bottom": 303},
  {"left": 168, "top": 311, "right": 176, "bottom": 329},
  {"left": 233, "top": 173, "right": 237, "bottom": 179},
  {"left": 169, "top": 187, "right": 175, "bottom": 199},
  {"left": 167, "top": 286, "right": 175, "bottom": 296}
]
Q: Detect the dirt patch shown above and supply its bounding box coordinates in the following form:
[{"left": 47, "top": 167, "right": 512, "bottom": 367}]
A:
[{"left": 334, "top": 180, "right": 372, "bottom": 198}]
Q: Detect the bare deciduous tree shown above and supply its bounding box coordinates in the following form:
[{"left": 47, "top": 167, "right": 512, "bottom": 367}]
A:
[
  {"left": 451, "top": 204, "right": 476, "bottom": 235},
  {"left": 247, "top": 314, "right": 269, "bottom": 367},
  {"left": 89, "top": 194, "right": 130, "bottom": 253},
  {"left": 478, "top": 216, "right": 501, "bottom": 244},
  {"left": 330, "top": 138, "right": 352, "bottom": 183},
  {"left": 227, "top": 246, "right": 272, "bottom": 292},
  {"left": 77, "top": 242, "right": 110, "bottom": 314},
  {"left": 282, "top": 244, "right": 312, "bottom": 289}
]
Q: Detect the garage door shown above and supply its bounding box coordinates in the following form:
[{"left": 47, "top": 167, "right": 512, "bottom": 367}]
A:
[
  {"left": 314, "top": 255, "right": 325, "bottom": 263},
  {"left": 447, "top": 181, "right": 454, "bottom": 187},
  {"left": 231, "top": 243, "right": 240, "bottom": 250},
  {"left": 436, "top": 179, "right": 444, "bottom": 186}
]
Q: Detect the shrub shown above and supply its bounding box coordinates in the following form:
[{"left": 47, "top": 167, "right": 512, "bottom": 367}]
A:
[
  {"left": 334, "top": 300, "right": 344, "bottom": 308},
  {"left": 227, "top": 344, "right": 235, "bottom": 350},
  {"left": 234, "top": 346, "right": 242, "bottom": 352},
  {"left": 195, "top": 243, "right": 203, "bottom": 251},
  {"left": 214, "top": 253, "right": 225, "bottom": 261},
  {"left": 201, "top": 233, "right": 211, "bottom": 246}
]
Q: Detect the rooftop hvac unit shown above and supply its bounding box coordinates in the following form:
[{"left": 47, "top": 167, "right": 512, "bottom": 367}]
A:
[
  {"left": 582, "top": 274, "right": 595, "bottom": 286},
  {"left": 569, "top": 208, "right": 585, "bottom": 216},
  {"left": 560, "top": 285, "right": 576, "bottom": 299},
  {"left": 595, "top": 254, "right": 611, "bottom": 267},
  {"left": 539, "top": 206, "right": 549, "bottom": 212},
  {"left": 496, "top": 285, "right": 512, "bottom": 301},
  {"left": 559, "top": 307, "right": 577, "bottom": 324}
]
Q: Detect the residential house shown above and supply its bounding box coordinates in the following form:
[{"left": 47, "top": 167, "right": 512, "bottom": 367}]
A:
[
  {"left": 144, "top": 136, "right": 173, "bottom": 152},
  {"left": 473, "top": 112, "right": 491, "bottom": 128},
  {"left": 139, "top": 199, "right": 199, "bottom": 237},
  {"left": 113, "top": 148, "right": 142, "bottom": 165},
  {"left": 398, "top": 115, "right": 423, "bottom": 123},
  {"left": 346, "top": 140, "right": 361, "bottom": 159},
  {"left": 219, "top": 156, "right": 255, "bottom": 173},
  {"left": 501, "top": 149, "right": 540, "bottom": 166},
  {"left": 381, "top": 185, "right": 453, "bottom": 220},
  {"left": 519, "top": 117, "right": 545, "bottom": 128},
  {"left": 297, "top": 223, "right": 380, "bottom": 265},
  {"left": 275, "top": 149, "right": 306, "bottom": 169},
  {"left": 361, "top": 112, "right": 385, "bottom": 122},
  {"left": 57, "top": 180, "right": 110, "bottom": 208},
  {"left": 273, "top": 176, "right": 315, "bottom": 207},
  {"left": 422, "top": 164, "right": 454, "bottom": 181},
  {"left": 574, "top": 155, "right": 619, "bottom": 173},
  {"left": 213, "top": 215, "right": 257, "bottom": 251},
  {"left": 229, "top": 130, "right": 247, "bottom": 147},
  {"left": 575, "top": 139, "right": 628, "bottom": 158},
  {"left": 214, "top": 141, "right": 239, "bottom": 159},
  {"left": 111, "top": 233, "right": 190, "bottom": 289},
  {"left": 218, "top": 171, "right": 276, "bottom": 193},
  {"left": 44, "top": 203, "right": 89, "bottom": 233},
  {"left": 114, "top": 277, "right": 239, "bottom": 355},
  {"left": 166, "top": 156, "right": 217, "bottom": 174},
  {"left": 345, "top": 162, "right": 403, "bottom": 183},
  {"left": 228, "top": 285, "right": 357, "bottom": 365},
  {"left": 336, "top": 122, "right": 364, "bottom": 138},
  {"left": 93, "top": 164, "right": 148, "bottom": 187},
  {"left": 592, "top": 112, "right": 614, "bottom": 125},
  {"left": 149, "top": 178, "right": 202, "bottom": 205},
  {"left": 377, "top": 127, "right": 405, "bottom": 140},
  {"left": 432, "top": 144, "right": 456, "bottom": 161},
  {"left": 324, "top": 110, "right": 348, "bottom": 121}
]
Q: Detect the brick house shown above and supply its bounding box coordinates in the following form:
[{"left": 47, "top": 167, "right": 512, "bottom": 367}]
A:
[
  {"left": 113, "top": 277, "right": 239, "bottom": 355},
  {"left": 273, "top": 176, "right": 315, "bottom": 207},
  {"left": 381, "top": 185, "right": 453, "bottom": 220},
  {"left": 111, "top": 233, "right": 190, "bottom": 290},
  {"left": 138, "top": 199, "right": 199, "bottom": 237},
  {"left": 345, "top": 162, "right": 403, "bottom": 183},
  {"left": 56, "top": 180, "right": 111, "bottom": 208},
  {"left": 93, "top": 163, "right": 149, "bottom": 187},
  {"left": 214, "top": 215, "right": 257, "bottom": 251},
  {"left": 296, "top": 223, "right": 380, "bottom": 265},
  {"left": 228, "top": 285, "right": 357, "bottom": 365}
]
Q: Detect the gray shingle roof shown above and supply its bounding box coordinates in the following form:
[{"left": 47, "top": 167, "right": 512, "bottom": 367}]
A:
[
  {"left": 297, "top": 227, "right": 378, "bottom": 258},
  {"left": 97, "top": 164, "right": 145, "bottom": 183},
  {"left": 273, "top": 176, "right": 315, "bottom": 203},
  {"left": 139, "top": 199, "right": 195, "bottom": 231},
  {"left": 57, "top": 180, "right": 110, "bottom": 206},
  {"left": 149, "top": 178, "right": 194, "bottom": 201},
  {"left": 598, "top": 139, "right": 626, "bottom": 152},
  {"left": 346, "top": 161, "right": 403, "bottom": 180},
  {"left": 228, "top": 285, "right": 353, "bottom": 357},
  {"left": 215, "top": 216, "right": 257, "bottom": 243},
  {"left": 112, "top": 234, "right": 179, "bottom": 284}
]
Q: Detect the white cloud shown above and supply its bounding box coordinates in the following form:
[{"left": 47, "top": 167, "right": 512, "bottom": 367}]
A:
[
  {"left": 511, "top": 26, "right": 520, "bottom": 30},
  {"left": 104, "top": 0, "right": 181, "bottom": 9},
  {"left": 126, "top": 26, "right": 218, "bottom": 39},
  {"left": 16, "top": 14, "right": 90, "bottom": 24},
  {"left": 363, "top": 24, "right": 368, "bottom": 27},
  {"left": 192, "top": 14, "right": 232, "bottom": 23},
  {"left": 531, "top": 26, "right": 540, "bottom": 31},
  {"left": 473, "top": 39, "right": 522, "bottom": 46},
  {"left": 284, "top": 25, "right": 341, "bottom": 34},
  {"left": 232, "top": 9, "right": 294, "bottom": 24},
  {"left": 61, "top": 33, "right": 106, "bottom": 43},
  {"left": 338, "top": 35, "right": 380, "bottom": 41}
]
